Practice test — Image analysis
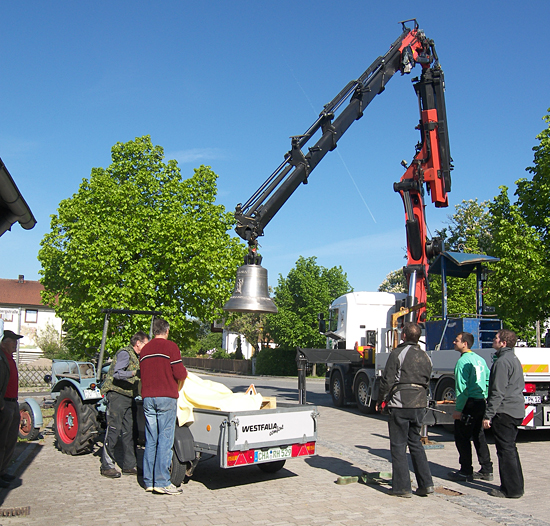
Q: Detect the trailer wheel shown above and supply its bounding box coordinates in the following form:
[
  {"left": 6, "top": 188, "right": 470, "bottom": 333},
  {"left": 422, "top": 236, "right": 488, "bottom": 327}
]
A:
[
  {"left": 19, "top": 402, "right": 41, "bottom": 441},
  {"left": 330, "top": 371, "right": 345, "bottom": 407},
  {"left": 258, "top": 460, "right": 286, "bottom": 473},
  {"left": 170, "top": 450, "right": 188, "bottom": 487},
  {"left": 354, "top": 373, "right": 376, "bottom": 414},
  {"left": 435, "top": 377, "right": 456, "bottom": 402},
  {"left": 53, "top": 387, "right": 98, "bottom": 455}
]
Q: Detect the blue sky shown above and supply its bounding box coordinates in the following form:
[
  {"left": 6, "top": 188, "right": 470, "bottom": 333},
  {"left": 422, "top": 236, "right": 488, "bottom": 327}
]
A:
[{"left": 1, "top": 1, "right": 548, "bottom": 294}]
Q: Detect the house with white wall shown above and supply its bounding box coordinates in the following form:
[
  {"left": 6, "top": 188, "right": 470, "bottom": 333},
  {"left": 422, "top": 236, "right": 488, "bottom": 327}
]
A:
[{"left": 0, "top": 275, "right": 62, "bottom": 364}]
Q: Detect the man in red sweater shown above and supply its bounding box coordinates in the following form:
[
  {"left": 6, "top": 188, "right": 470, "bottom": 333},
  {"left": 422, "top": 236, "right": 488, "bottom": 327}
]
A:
[{"left": 139, "top": 318, "right": 187, "bottom": 495}]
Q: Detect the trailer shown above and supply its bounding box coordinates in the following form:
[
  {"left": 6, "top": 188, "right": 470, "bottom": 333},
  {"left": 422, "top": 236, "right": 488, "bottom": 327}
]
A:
[{"left": 170, "top": 402, "right": 318, "bottom": 485}]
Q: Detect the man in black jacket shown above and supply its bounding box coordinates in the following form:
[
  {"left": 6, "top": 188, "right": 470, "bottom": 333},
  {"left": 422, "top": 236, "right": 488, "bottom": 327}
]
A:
[
  {"left": 482, "top": 329, "right": 524, "bottom": 499},
  {"left": 377, "top": 322, "right": 433, "bottom": 498}
]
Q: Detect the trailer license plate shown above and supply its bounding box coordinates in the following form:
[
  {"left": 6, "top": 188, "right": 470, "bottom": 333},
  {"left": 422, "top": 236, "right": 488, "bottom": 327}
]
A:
[
  {"left": 524, "top": 395, "right": 541, "bottom": 404},
  {"left": 254, "top": 447, "right": 292, "bottom": 463}
]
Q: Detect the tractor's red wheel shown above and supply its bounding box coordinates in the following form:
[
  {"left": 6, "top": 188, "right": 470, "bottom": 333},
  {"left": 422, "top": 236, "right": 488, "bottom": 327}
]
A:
[
  {"left": 53, "top": 387, "right": 98, "bottom": 455},
  {"left": 56, "top": 396, "right": 79, "bottom": 443}
]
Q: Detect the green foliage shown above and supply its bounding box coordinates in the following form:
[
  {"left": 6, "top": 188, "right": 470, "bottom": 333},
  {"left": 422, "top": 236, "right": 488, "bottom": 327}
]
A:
[
  {"left": 265, "top": 256, "right": 351, "bottom": 350},
  {"left": 38, "top": 136, "right": 245, "bottom": 358},
  {"left": 188, "top": 328, "right": 223, "bottom": 357},
  {"left": 210, "top": 348, "right": 232, "bottom": 359},
  {"left": 516, "top": 110, "right": 550, "bottom": 246},
  {"left": 224, "top": 312, "right": 266, "bottom": 355},
  {"left": 34, "top": 322, "right": 71, "bottom": 360},
  {"left": 436, "top": 199, "right": 493, "bottom": 254},
  {"left": 378, "top": 269, "right": 407, "bottom": 293},
  {"left": 254, "top": 348, "right": 297, "bottom": 376},
  {"left": 427, "top": 199, "right": 497, "bottom": 321},
  {"left": 485, "top": 110, "right": 550, "bottom": 343},
  {"left": 488, "top": 186, "right": 550, "bottom": 342}
]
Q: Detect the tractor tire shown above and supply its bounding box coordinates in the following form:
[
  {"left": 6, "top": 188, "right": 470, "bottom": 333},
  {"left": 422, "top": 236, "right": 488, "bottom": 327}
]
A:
[
  {"left": 19, "top": 402, "right": 41, "bottom": 441},
  {"left": 330, "top": 370, "right": 345, "bottom": 407},
  {"left": 354, "top": 372, "right": 376, "bottom": 414},
  {"left": 258, "top": 460, "right": 286, "bottom": 473},
  {"left": 53, "top": 387, "right": 99, "bottom": 455},
  {"left": 170, "top": 450, "right": 188, "bottom": 488}
]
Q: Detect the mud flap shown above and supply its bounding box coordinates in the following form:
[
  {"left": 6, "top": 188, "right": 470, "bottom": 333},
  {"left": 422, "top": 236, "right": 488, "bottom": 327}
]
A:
[{"left": 173, "top": 425, "right": 195, "bottom": 463}]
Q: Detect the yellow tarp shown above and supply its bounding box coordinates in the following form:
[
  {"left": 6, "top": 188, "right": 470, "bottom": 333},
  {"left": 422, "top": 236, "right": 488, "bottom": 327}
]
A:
[{"left": 177, "top": 372, "right": 263, "bottom": 425}]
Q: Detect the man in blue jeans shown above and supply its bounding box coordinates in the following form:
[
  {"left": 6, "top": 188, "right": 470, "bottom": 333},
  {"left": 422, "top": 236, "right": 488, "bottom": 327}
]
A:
[{"left": 139, "top": 318, "right": 187, "bottom": 495}]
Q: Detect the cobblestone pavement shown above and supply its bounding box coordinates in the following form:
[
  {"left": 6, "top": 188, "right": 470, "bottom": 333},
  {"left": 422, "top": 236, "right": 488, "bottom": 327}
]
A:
[{"left": 1, "top": 395, "right": 549, "bottom": 526}]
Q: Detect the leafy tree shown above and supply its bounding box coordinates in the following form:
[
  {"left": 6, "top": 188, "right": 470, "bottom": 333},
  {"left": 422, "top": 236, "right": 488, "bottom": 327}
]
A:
[
  {"left": 38, "top": 136, "right": 245, "bottom": 358},
  {"left": 486, "top": 110, "right": 550, "bottom": 343},
  {"left": 34, "top": 322, "right": 71, "bottom": 360},
  {"left": 378, "top": 269, "right": 407, "bottom": 293},
  {"left": 224, "top": 312, "right": 267, "bottom": 357},
  {"left": 488, "top": 186, "right": 550, "bottom": 342},
  {"left": 427, "top": 199, "right": 496, "bottom": 320},
  {"left": 188, "top": 326, "right": 223, "bottom": 357},
  {"left": 436, "top": 199, "right": 493, "bottom": 254},
  {"left": 265, "top": 256, "right": 351, "bottom": 350},
  {"left": 516, "top": 110, "right": 550, "bottom": 246}
]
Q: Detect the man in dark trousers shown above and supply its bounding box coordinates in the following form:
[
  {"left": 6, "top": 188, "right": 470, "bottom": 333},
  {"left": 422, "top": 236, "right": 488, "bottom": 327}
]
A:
[
  {"left": 483, "top": 329, "right": 525, "bottom": 499},
  {"left": 448, "top": 331, "right": 493, "bottom": 482},
  {"left": 100, "top": 331, "right": 149, "bottom": 478},
  {"left": 376, "top": 322, "right": 433, "bottom": 498},
  {"left": 140, "top": 318, "right": 187, "bottom": 495},
  {"left": 0, "top": 330, "right": 23, "bottom": 488}
]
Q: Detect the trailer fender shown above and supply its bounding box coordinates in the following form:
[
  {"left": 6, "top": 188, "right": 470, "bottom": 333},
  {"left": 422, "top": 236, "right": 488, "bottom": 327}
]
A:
[
  {"left": 22, "top": 397, "right": 43, "bottom": 428},
  {"left": 173, "top": 424, "right": 195, "bottom": 463}
]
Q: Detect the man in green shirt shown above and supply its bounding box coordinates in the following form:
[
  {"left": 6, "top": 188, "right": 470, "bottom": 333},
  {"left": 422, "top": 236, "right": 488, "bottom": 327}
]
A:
[{"left": 448, "top": 331, "right": 493, "bottom": 482}]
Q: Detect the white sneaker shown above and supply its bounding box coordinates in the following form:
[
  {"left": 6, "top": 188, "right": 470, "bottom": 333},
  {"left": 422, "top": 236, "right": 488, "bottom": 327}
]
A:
[
  {"left": 145, "top": 487, "right": 154, "bottom": 492},
  {"left": 153, "top": 484, "right": 182, "bottom": 495}
]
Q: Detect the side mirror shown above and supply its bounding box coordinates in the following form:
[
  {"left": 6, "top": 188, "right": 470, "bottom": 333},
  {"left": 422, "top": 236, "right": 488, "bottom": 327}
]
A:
[{"left": 317, "top": 313, "right": 326, "bottom": 333}]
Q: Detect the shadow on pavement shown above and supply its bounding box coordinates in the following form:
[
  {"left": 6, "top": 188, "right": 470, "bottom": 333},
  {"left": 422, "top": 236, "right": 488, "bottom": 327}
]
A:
[
  {"left": 0, "top": 440, "right": 43, "bottom": 508},
  {"left": 187, "top": 455, "right": 297, "bottom": 490},
  {"left": 305, "top": 454, "right": 364, "bottom": 478}
]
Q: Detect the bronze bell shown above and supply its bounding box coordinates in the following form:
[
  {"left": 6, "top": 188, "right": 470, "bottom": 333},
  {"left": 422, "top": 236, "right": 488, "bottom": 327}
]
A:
[{"left": 223, "top": 263, "right": 278, "bottom": 313}]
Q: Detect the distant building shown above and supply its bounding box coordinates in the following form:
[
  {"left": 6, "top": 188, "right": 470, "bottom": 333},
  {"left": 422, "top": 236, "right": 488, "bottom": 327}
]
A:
[{"left": 0, "top": 275, "right": 62, "bottom": 364}]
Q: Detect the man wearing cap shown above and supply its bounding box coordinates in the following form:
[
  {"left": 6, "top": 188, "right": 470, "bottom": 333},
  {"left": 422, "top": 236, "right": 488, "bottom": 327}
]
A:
[{"left": 0, "top": 330, "right": 23, "bottom": 488}]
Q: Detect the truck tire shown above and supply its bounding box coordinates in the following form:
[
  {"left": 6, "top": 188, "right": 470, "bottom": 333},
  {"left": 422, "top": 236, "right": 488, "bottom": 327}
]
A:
[
  {"left": 258, "top": 460, "right": 286, "bottom": 473},
  {"left": 435, "top": 377, "right": 456, "bottom": 402},
  {"left": 170, "top": 450, "right": 188, "bottom": 487},
  {"left": 330, "top": 370, "right": 345, "bottom": 407},
  {"left": 354, "top": 372, "right": 376, "bottom": 414},
  {"left": 19, "top": 402, "right": 41, "bottom": 441},
  {"left": 53, "top": 387, "right": 99, "bottom": 455}
]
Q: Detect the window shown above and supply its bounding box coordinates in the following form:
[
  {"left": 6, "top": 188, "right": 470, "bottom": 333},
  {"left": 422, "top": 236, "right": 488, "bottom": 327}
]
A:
[
  {"left": 25, "top": 309, "right": 38, "bottom": 323},
  {"left": 0, "top": 313, "right": 13, "bottom": 322}
]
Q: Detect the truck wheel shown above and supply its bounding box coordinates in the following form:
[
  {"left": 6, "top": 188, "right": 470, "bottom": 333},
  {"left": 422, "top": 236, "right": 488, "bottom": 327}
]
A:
[
  {"left": 19, "top": 402, "right": 41, "bottom": 441},
  {"left": 354, "top": 373, "right": 376, "bottom": 414},
  {"left": 330, "top": 371, "right": 345, "bottom": 407},
  {"left": 170, "top": 450, "right": 187, "bottom": 487},
  {"left": 53, "top": 387, "right": 99, "bottom": 455},
  {"left": 435, "top": 377, "right": 455, "bottom": 402},
  {"left": 258, "top": 460, "right": 286, "bottom": 473}
]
